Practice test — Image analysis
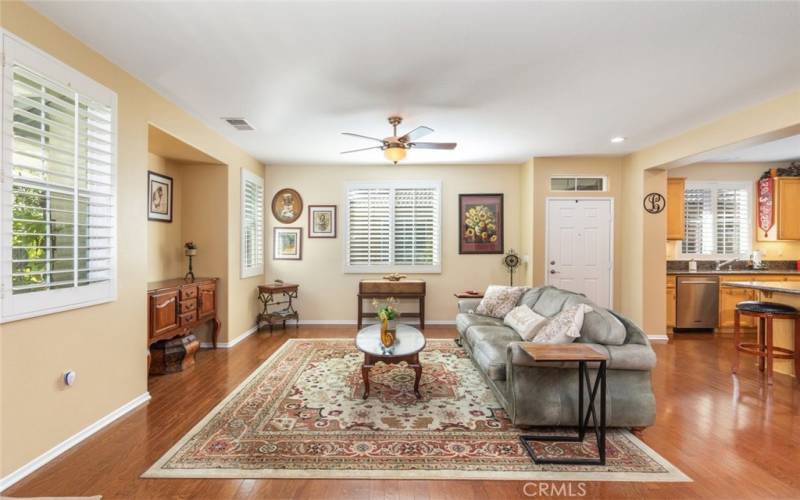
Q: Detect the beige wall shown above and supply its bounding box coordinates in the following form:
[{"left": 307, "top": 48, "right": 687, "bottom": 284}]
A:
[
  {"left": 0, "top": 2, "right": 264, "bottom": 478},
  {"left": 530, "top": 157, "right": 624, "bottom": 309},
  {"left": 518, "top": 159, "right": 534, "bottom": 286},
  {"left": 265, "top": 164, "right": 522, "bottom": 321},
  {"left": 619, "top": 90, "right": 800, "bottom": 334},
  {"left": 666, "top": 161, "right": 800, "bottom": 260},
  {"left": 147, "top": 154, "right": 185, "bottom": 282}
]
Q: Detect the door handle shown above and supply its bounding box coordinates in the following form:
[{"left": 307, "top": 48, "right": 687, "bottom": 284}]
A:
[
  {"left": 550, "top": 270, "right": 558, "bottom": 274},
  {"left": 550, "top": 261, "right": 556, "bottom": 265}
]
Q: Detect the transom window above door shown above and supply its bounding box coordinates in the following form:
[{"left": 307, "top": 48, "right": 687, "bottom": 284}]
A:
[
  {"left": 681, "top": 181, "right": 752, "bottom": 258},
  {"left": 344, "top": 181, "right": 441, "bottom": 273}
]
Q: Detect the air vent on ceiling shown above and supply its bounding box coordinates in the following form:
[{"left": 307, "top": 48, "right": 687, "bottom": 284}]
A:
[{"left": 222, "top": 117, "right": 255, "bottom": 131}]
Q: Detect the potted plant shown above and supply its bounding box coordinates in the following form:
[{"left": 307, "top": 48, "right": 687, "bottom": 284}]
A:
[{"left": 372, "top": 297, "right": 399, "bottom": 348}]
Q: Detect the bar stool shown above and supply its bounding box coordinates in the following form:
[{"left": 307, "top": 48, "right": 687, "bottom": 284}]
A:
[{"left": 732, "top": 301, "right": 800, "bottom": 385}]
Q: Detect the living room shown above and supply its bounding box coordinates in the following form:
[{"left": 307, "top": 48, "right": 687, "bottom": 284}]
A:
[{"left": 1, "top": 1, "right": 799, "bottom": 499}]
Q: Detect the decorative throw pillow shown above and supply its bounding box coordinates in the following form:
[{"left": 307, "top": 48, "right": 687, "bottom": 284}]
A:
[
  {"left": 504, "top": 305, "right": 548, "bottom": 340},
  {"left": 476, "top": 286, "right": 528, "bottom": 319},
  {"left": 532, "top": 304, "right": 593, "bottom": 344}
]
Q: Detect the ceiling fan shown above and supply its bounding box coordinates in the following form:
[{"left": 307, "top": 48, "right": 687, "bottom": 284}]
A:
[{"left": 341, "top": 116, "right": 457, "bottom": 164}]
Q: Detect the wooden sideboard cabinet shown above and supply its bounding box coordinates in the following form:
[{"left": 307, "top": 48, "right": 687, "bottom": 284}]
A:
[{"left": 148, "top": 277, "right": 221, "bottom": 348}]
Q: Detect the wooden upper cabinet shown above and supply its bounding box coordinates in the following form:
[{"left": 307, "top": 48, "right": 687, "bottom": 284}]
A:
[
  {"left": 777, "top": 178, "right": 800, "bottom": 240},
  {"left": 667, "top": 178, "right": 685, "bottom": 240}
]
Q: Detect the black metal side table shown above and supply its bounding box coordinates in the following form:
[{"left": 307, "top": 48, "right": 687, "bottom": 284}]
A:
[{"left": 517, "top": 344, "right": 609, "bottom": 465}]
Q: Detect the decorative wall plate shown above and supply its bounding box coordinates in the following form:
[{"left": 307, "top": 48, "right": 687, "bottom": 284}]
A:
[{"left": 271, "top": 188, "right": 303, "bottom": 224}]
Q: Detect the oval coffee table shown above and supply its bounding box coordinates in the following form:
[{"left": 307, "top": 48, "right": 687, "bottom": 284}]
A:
[{"left": 355, "top": 323, "right": 426, "bottom": 399}]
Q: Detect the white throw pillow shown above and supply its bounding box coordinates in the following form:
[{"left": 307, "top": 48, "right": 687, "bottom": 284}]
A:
[
  {"left": 475, "top": 285, "right": 528, "bottom": 319},
  {"left": 504, "top": 305, "right": 548, "bottom": 340},
  {"left": 532, "top": 304, "right": 593, "bottom": 344}
]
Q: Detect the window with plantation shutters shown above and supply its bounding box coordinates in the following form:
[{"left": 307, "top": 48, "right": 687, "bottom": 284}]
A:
[
  {"left": 681, "top": 182, "right": 751, "bottom": 258},
  {"left": 2, "top": 35, "right": 117, "bottom": 322},
  {"left": 345, "top": 181, "right": 441, "bottom": 273},
  {"left": 240, "top": 169, "right": 264, "bottom": 278}
]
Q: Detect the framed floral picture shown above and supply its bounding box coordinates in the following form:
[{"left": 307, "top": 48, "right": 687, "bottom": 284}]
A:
[
  {"left": 308, "top": 205, "right": 336, "bottom": 238},
  {"left": 459, "top": 193, "right": 504, "bottom": 254},
  {"left": 271, "top": 188, "right": 303, "bottom": 224},
  {"left": 147, "top": 171, "right": 173, "bottom": 222},
  {"left": 273, "top": 227, "right": 302, "bottom": 260}
]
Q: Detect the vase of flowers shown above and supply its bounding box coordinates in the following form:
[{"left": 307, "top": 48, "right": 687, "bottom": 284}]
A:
[{"left": 373, "top": 297, "right": 398, "bottom": 349}]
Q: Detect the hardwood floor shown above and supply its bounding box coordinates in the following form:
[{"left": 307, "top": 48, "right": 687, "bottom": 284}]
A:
[{"left": 5, "top": 326, "right": 799, "bottom": 499}]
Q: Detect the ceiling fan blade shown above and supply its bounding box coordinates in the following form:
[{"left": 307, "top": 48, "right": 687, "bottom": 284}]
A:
[
  {"left": 340, "top": 145, "right": 383, "bottom": 154},
  {"left": 408, "top": 142, "right": 457, "bottom": 150},
  {"left": 341, "top": 132, "right": 386, "bottom": 144},
  {"left": 398, "top": 126, "right": 434, "bottom": 142}
]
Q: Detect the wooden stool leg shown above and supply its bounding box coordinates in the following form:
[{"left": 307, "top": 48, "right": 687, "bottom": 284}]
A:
[
  {"left": 758, "top": 316, "right": 766, "bottom": 372},
  {"left": 733, "top": 310, "right": 741, "bottom": 374},
  {"left": 766, "top": 317, "right": 774, "bottom": 386}
]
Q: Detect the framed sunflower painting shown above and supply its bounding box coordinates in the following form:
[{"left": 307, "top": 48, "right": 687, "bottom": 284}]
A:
[{"left": 458, "top": 193, "right": 503, "bottom": 254}]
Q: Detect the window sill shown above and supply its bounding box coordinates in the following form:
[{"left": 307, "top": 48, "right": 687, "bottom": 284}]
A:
[{"left": 344, "top": 264, "right": 442, "bottom": 274}]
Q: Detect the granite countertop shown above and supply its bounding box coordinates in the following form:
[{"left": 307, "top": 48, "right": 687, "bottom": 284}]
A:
[
  {"left": 667, "top": 269, "right": 800, "bottom": 276},
  {"left": 721, "top": 281, "right": 800, "bottom": 295}
]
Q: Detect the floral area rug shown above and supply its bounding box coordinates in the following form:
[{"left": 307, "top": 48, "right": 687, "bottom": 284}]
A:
[{"left": 143, "top": 339, "right": 689, "bottom": 481}]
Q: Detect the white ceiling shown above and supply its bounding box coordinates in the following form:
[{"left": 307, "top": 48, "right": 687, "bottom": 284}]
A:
[
  {"left": 701, "top": 134, "right": 800, "bottom": 163},
  {"left": 29, "top": 1, "right": 800, "bottom": 165}
]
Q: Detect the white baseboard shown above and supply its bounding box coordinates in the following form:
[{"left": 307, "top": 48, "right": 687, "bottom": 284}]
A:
[
  {"left": 296, "top": 319, "right": 456, "bottom": 326},
  {"left": 648, "top": 334, "right": 669, "bottom": 343},
  {"left": 200, "top": 320, "right": 456, "bottom": 348},
  {"left": 200, "top": 325, "right": 258, "bottom": 349},
  {"left": 0, "top": 391, "right": 151, "bottom": 492}
]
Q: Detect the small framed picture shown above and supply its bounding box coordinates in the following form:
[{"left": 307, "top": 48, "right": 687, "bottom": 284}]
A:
[
  {"left": 308, "top": 205, "right": 337, "bottom": 238},
  {"left": 459, "top": 193, "right": 504, "bottom": 254},
  {"left": 147, "top": 171, "right": 173, "bottom": 222},
  {"left": 273, "top": 227, "right": 302, "bottom": 260}
]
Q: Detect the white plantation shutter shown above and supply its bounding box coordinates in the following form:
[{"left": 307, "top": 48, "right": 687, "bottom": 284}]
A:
[
  {"left": 241, "top": 169, "right": 264, "bottom": 278},
  {"left": 346, "top": 187, "right": 391, "bottom": 266},
  {"left": 681, "top": 182, "right": 751, "bottom": 258},
  {"left": 682, "top": 187, "right": 713, "bottom": 255},
  {"left": 345, "top": 181, "right": 441, "bottom": 273},
  {"left": 394, "top": 187, "right": 439, "bottom": 265},
  {"left": 716, "top": 187, "right": 750, "bottom": 255},
  {"left": 2, "top": 35, "right": 117, "bottom": 322}
]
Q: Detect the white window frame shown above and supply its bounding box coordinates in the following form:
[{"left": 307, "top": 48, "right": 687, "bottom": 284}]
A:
[
  {"left": 550, "top": 175, "right": 608, "bottom": 192},
  {"left": 240, "top": 168, "right": 264, "bottom": 278},
  {"left": 343, "top": 180, "right": 442, "bottom": 274},
  {"left": 679, "top": 180, "right": 753, "bottom": 260},
  {"left": 1, "top": 31, "right": 118, "bottom": 323}
]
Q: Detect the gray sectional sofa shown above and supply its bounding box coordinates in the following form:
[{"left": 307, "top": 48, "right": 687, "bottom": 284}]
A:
[{"left": 456, "top": 286, "right": 656, "bottom": 428}]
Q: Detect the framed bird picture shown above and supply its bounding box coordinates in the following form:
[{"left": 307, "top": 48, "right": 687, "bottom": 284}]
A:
[{"left": 147, "top": 171, "right": 173, "bottom": 222}]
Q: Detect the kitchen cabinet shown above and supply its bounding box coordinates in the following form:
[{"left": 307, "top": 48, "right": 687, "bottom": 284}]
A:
[
  {"left": 777, "top": 178, "right": 800, "bottom": 240},
  {"left": 718, "top": 285, "right": 756, "bottom": 328},
  {"left": 666, "top": 276, "right": 676, "bottom": 328},
  {"left": 667, "top": 178, "right": 685, "bottom": 240}
]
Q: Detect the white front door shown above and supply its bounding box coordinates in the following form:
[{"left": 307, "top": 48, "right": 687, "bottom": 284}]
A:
[{"left": 546, "top": 198, "right": 613, "bottom": 308}]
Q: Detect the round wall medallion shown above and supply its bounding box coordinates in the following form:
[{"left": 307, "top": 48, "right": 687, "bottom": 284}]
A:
[
  {"left": 643, "top": 192, "right": 665, "bottom": 214},
  {"left": 271, "top": 188, "right": 303, "bottom": 223}
]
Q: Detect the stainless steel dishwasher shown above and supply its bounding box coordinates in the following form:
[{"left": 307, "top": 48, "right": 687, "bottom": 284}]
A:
[{"left": 676, "top": 275, "right": 720, "bottom": 330}]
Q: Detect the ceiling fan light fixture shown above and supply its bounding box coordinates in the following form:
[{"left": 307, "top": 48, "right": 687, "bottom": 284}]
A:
[{"left": 384, "top": 145, "right": 407, "bottom": 163}]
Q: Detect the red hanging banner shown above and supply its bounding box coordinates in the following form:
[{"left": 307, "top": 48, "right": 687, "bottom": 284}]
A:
[{"left": 758, "top": 177, "right": 774, "bottom": 237}]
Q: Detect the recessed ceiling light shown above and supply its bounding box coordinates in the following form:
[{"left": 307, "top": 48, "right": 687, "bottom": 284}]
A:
[{"left": 610, "top": 136, "right": 626, "bottom": 143}]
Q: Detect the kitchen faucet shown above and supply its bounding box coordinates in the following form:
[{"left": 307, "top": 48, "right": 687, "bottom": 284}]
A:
[{"left": 716, "top": 258, "right": 740, "bottom": 271}]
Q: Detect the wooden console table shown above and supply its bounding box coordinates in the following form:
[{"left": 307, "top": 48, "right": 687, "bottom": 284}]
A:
[
  {"left": 257, "top": 283, "right": 299, "bottom": 332},
  {"left": 147, "top": 277, "right": 220, "bottom": 373},
  {"left": 358, "top": 279, "right": 426, "bottom": 330}
]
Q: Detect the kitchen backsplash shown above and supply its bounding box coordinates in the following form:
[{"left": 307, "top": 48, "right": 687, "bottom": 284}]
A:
[{"left": 666, "top": 260, "right": 799, "bottom": 272}]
